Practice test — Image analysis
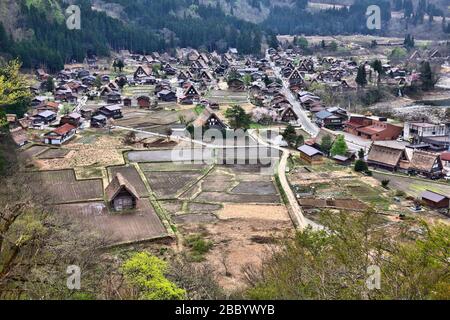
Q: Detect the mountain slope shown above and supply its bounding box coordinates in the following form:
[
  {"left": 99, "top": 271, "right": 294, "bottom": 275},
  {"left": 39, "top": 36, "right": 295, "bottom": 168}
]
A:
[{"left": 0, "top": 0, "right": 447, "bottom": 71}]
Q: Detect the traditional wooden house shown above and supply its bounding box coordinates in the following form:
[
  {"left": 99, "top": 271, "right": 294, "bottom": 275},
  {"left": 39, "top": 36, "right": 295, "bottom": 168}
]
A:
[
  {"left": 137, "top": 96, "right": 151, "bottom": 109},
  {"left": 10, "top": 127, "right": 28, "bottom": 147},
  {"left": 31, "top": 96, "right": 48, "bottom": 107},
  {"left": 199, "top": 70, "right": 214, "bottom": 82},
  {"left": 157, "top": 89, "right": 177, "bottom": 102},
  {"left": 43, "top": 124, "right": 76, "bottom": 145},
  {"left": 367, "top": 142, "right": 405, "bottom": 171},
  {"left": 178, "top": 70, "right": 193, "bottom": 81},
  {"left": 105, "top": 173, "right": 140, "bottom": 211},
  {"left": 183, "top": 84, "right": 200, "bottom": 100},
  {"left": 32, "top": 110, "right": 57, "bottom": 125},
  {"left": 288, "top": 69, "right": 304, "bottom": 86},
  {"left": 408, "top": 150, "right": 443, "bottom": 179},
  {"left": 98, "top": 105, "right": 123, "bottom": 119},
  {"left": 106, "top": 92, "right": 122, "bottom": 104},
  {"left": 193, "top": 107, "right": 227, "bottom": 131},
  {"left": 134, "top": 66, "right": 152, "bottom": 80},
  {"left": 314, "top": 108, "right": 348, "bottom": 130},
  {"left": 91, "top": 114, "right": 107, "bottom": 128},
  {"left": 228, "top": 79, "right": 245, "bottom": 91},
  {"left": 60, "top": 112, "right": 82, "bottom": 127},
  {"left": 332, "top": 154, "right": 354, "bottom": 166},
  {"left": 279, "top": 106, "right": 299, "bottom": 123},
  {"left": 163, "top": 64, "right": 177, "bottom": 76},
  {"left": 123, "top": 97, "right": 132, "bottom": 107},
  {"left": 36, "top": 101, "right": 60, "bottom": 113}
]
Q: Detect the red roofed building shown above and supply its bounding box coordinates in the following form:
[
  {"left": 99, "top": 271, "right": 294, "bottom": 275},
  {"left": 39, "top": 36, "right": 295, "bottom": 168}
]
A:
[
  {"left": 441, "top": 151, "right": 450, "bottom": 168},
  {"left": 344, "top": 116, "right": 403, "bottom": 141},
  {"left": 43, "top": 124, "right": 76, "bottom": 145}
]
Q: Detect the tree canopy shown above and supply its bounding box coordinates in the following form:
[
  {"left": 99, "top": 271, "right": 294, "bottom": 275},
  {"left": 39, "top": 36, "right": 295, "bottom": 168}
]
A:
[
  {"left": 245, "top": 210, "right": 450, "bottom": 300},
  {"left": 121, "top": 252, "right": 186, "bottom": 300},
  {"left": 330, "top": 134, "right": 348, "bottom": 157},
  {"left": 225, "top": 105, "right": 251, "bottom": 130}
]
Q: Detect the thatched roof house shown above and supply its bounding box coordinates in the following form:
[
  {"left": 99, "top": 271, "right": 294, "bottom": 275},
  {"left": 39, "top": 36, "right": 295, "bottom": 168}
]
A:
[
  {"left": 367, "top": 142, "right": 405, "bottom": 171},
  {"left": 105, "top": 173, "right": 140, "bottom": 211}
]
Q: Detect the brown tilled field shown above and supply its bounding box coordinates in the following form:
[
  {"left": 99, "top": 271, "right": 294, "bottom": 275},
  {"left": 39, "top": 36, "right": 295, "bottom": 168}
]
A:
[
  {"left": 144, "top": 171, "right": 205, "bottom": 199},
  {"left": 29, "top": 169, "right": 104, "bottom": 203},
  {"left": 37, "top": 148, "right": 71, "bottom": 159},
  {"left": 55, "top": 200, "right": 168, "bottom": 245}
]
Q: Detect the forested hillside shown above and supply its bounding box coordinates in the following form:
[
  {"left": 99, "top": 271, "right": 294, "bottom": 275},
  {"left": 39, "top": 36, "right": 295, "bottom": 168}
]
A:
[{"left": 0, "top": 0, "right": 447, "bottom": 71}]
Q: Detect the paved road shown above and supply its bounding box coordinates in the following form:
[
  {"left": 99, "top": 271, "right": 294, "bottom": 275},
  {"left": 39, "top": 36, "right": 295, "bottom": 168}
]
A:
[
  {"left": 75, "top": 96, "right": 88, "bottom": 113},
  {"left": 267, "top": 51, "right": 319, "bottom": 137},
  {"left": 266, "top": 50, "right": 373, "bottom": 155},
  {"left": 250, "top": 129, "right": 322, "bottom": 230}
]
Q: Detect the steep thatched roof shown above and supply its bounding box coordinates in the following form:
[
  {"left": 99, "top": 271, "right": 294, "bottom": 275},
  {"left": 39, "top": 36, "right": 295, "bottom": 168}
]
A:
[
  {"left": 367, "top": 143, "right": 404, "bottom": 168},
  {"left": 192, "top": 107, "right": 225, "bottom": 129},
  {"left": 105, "top": 173, "right": 140, "bottom": 203},
  {"left": 409, "top": 150, "right": 441, "bottom": 172}
]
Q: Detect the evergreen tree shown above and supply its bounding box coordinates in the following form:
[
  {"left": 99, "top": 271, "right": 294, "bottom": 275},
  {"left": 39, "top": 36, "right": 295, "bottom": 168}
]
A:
[
  {"left": 282, "top": 125, "right": 298, "bottom": 148},
  {"left": 94, "top": 75, "right": 102, "bottom": 89},
  {"left": 370, "top": 59, "right": 383, "bottom": 85},
  {"left": 224, "top": 105, "right": 251, "bottom": 130},
  {"left": 419, "top": 61, "right": 434, "bottom": 90},
  {"left": 116, "top": 60, "right": 125, "bottom": 72},
  {"left": 320, "top": 135, "right": 333, "bottom": 155},
  {"left": 355, "top": 65, "right": 368, "bottom": 88},
  {"left": 45, "top": 76, "right": 55, "bottom": 93},
  {"left": 358, "top": 148, "right": 365, "bottom": 160}
]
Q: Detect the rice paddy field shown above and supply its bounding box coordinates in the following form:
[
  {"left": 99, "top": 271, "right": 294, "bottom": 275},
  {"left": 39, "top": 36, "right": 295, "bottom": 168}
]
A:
[{"left": 28, "top": 169, "right": 104, "bottom": 203}]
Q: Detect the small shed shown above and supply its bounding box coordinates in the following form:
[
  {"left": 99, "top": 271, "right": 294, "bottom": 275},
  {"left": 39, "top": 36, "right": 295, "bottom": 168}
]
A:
[
  {"left": 298, "top": 145, "right": 324, "bottom": 165},
  {"left": 332, "top": 154, "right": 352, "bottom": 166},
  {"left": 420, "top": 190, "right": 450, "bottom": 209},
  {"left": 123, "top": 97, "right": 132, "bottom": 107}
]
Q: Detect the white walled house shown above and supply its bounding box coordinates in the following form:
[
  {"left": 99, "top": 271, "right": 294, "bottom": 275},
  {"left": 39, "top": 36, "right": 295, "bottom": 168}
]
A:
[{"left": 43, "top": 124, "right": 77, "bottom": 145}]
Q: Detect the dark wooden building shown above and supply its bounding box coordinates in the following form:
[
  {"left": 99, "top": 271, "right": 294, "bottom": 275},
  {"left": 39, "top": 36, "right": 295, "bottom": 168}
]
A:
[
  {"left": 298, "top": 145, "right": 324, "bottom": 165},
  {"left": 421, "top": 190, "right": 449, "bottom": 209},
  {"left": 98, "top": 105, "right": 123, "bottom": 119}
]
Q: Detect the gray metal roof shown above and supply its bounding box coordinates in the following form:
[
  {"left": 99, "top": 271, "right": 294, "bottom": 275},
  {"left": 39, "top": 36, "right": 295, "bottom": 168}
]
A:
[
  {"left": 315, "top": 110, "right": 333, "bottom": 120},
  {"left": 298, "top": 145, "right": 323, "bottom": 157},
  {"left": 38, "top": 110, "right": 56, "bottom": 118},
  {"left": 421, "top": 190, "right": 448, "bottom": 203}
]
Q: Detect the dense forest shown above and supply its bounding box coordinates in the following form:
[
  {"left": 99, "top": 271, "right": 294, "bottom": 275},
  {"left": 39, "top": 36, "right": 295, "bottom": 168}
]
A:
[
  {"left": 0, "top": 0, "right": 446, "bottom": 72},
  {"left": 264, "top": 0, "right": 392, "bottom": 35}
]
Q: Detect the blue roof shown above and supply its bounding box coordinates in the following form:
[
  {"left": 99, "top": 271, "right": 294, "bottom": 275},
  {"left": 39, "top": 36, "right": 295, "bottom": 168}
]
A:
[{"left": 315, "top": 110, "right": 333, "bottom": 120}]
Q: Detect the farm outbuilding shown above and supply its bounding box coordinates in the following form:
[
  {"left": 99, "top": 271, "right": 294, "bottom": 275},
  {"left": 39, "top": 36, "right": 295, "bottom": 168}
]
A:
[
  {"left": 106, "top": 173, "right": 140, "bottom": 211},
  {"left": 420, "top": 190, "right": 449, "bottom": 209},
  {"left": 298, "top": 145, "right": 324, "bottom": 165}
]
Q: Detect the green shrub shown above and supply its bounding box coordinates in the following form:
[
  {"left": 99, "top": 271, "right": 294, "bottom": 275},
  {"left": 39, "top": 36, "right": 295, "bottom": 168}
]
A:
[
  {"left": 354, "top": 159, "right": 368, "bottom": 172},
  {"left": 395, "top": 190, "right": 406, "bottom": 197},
  {"left": 184, "top": 234, "right": 213, "bottom": 262}
]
